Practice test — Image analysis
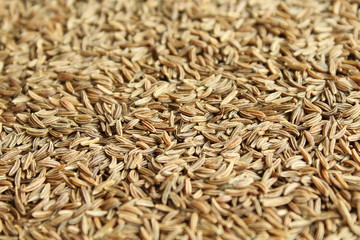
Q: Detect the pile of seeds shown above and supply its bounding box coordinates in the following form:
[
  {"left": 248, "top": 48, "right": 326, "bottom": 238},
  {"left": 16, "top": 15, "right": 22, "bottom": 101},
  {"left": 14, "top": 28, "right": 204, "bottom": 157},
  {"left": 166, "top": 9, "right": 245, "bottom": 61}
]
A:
[{"left": 0, "top": 0, "right": 360, "bottom": 239}]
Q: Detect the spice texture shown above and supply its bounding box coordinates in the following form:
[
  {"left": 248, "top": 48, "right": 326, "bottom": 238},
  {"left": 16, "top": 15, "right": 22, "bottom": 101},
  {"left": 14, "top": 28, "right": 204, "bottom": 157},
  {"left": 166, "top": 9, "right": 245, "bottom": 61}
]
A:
[{"left": 0, "top": 0, "right": 360, "bottom": 239}]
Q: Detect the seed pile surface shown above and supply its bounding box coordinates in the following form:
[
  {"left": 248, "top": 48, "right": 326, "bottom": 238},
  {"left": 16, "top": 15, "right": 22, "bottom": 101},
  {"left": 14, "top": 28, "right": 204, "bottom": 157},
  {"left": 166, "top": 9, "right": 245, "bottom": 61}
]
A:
[{"left": 0, "top": 0, "right": 360, "bottom": 239}]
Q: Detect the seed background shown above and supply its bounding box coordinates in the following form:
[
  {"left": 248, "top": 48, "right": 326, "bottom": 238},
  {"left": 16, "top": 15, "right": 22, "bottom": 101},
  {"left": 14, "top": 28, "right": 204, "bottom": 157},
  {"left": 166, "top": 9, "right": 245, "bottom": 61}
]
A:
[{"left": 0, "top": 0, "right": 360, "bottom": 239}]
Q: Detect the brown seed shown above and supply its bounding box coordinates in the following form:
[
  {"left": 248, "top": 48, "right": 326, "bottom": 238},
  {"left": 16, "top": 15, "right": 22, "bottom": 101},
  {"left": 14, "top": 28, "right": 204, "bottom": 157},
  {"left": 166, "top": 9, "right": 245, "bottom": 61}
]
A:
[{"left": 0, "top": 1, "right": 358, "bottom": 239}]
